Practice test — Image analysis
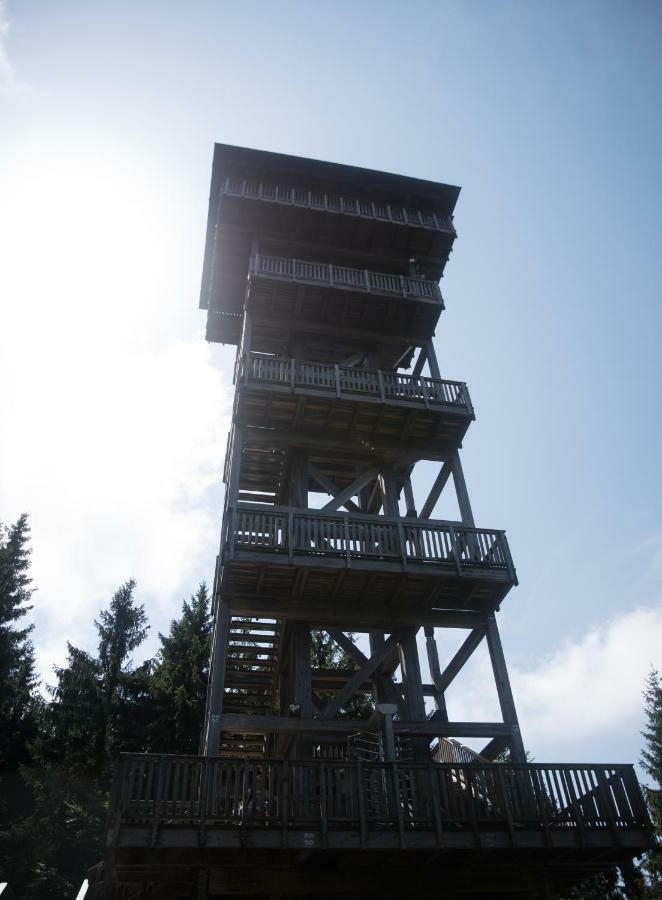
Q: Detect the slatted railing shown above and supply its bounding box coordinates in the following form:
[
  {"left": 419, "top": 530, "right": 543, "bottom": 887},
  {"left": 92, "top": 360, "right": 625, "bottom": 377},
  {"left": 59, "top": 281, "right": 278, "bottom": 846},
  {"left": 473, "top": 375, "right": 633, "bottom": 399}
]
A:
[
  {"left": 242, "top": 353, "right": 473, "bottom": 415},
  {"left": 226, "top": 507, "right": 515, "bottom": 580},
  {"left": 250, "top": 254, "right": 443, "bottom": 302},
  {"left": 221, "top": 177, "right": 456, "bottom": 235},
  {"left": 111, "top": 755, "right": 650, "bottom": 849}
]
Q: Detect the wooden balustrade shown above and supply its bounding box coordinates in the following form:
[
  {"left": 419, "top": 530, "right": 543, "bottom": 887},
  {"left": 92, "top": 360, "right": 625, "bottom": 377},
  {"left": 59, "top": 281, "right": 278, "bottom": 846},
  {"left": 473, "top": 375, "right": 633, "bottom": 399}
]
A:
[
  {"left": 242, "top": 353, "right": 473, "bottom": 415},
  {"left": 227, "top": 507, "right": 514, "bottom": 579},
  {"left": 251, "top": 254, "right": 443, "bottom": 303},
  {"left": 222, "top": 177, "right": 456, "bottom": 235},
  {"left": 110, "top": 754, "right": 650, "bottom": 848}
]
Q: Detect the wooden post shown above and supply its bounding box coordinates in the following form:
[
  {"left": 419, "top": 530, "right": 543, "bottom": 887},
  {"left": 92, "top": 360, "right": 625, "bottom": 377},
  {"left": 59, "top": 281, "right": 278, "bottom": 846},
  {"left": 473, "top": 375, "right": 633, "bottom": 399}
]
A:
[
  {"left": 403, "top": 477, "right": 417, "bottom": 517},
  {"left": 424, "top": 626, "right": 448, "bottom": 722},
  {"left": 398, "top": 627, "right": 428, "bottom": 764},
  {"left": 485, "top": 614, "right": 526, "bottom": 763},
  {"left": 226, "top": 427, "right": 243, "bottom": 509},
  {"left": 450, "top": 451, "right": 475, "bottom": 527},
  {"left": 202, "top": 596, "right": 231, "bottom": 755},
  {"left": 293, "top": 622, "right": 312, "bottom": 756},
  {"left": 425, "top": 339, "right": 442, "bottom": 381},
  {"left": 380, "top": 467, "right": 400, "bottom": 517}
]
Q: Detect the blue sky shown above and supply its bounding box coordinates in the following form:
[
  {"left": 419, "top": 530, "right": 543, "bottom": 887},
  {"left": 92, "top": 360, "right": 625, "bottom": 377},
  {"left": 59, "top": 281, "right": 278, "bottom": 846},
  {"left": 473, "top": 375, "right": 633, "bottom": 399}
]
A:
[{"left": 1, "top": 0, "right": 661, "bottom": 769}]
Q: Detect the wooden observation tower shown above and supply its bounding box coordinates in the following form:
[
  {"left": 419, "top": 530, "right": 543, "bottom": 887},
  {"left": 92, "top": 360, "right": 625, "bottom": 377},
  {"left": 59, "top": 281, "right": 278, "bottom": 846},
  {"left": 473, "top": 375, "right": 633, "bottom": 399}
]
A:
[{"left": 97, "top": 146, "right": 653, "bottom": 900}]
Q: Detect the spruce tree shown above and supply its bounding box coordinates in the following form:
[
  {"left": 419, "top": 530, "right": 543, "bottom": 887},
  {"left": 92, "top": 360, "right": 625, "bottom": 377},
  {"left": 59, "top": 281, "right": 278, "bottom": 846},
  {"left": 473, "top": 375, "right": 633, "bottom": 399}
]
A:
[
  {"left": 0, "top": 514, "right": 41, "bottom": 888},
  {"left": 640, "top": 666, "right": 662, "bottom": 894},
  {"left": 0, "top": 514, "right": 39, "bottom": 770},
  {"left": 15, "top": 581, "right": 151, "bottom": 900},
  {"left": 311, "top": 629, "right": 373, "bottom": 719},
  {"left": 149, "top": 582, "right": 211, "bottom": 753}
]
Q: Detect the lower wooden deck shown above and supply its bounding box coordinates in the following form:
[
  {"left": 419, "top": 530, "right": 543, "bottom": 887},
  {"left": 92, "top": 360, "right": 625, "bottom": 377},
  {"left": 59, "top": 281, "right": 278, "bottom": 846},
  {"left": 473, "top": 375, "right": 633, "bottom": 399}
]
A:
[{"left": 94, "top": 755, "right": 654, "bottom": 900}]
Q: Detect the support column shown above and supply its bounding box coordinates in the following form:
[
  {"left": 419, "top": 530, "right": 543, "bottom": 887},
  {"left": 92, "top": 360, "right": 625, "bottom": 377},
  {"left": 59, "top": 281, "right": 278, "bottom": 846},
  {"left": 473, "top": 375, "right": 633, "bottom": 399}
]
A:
[
  {"left": 450, "top": 451, "right": 475, "bottom": 527},
  {"left": 485, "top": 614, "right": 526, "bottom": 763},
  {"left": 226, "top": 427, "right": 243, "bottom": 509},
  {"left": 203, "top": 595, "right": 230, "bottom": 755},
  {"left": 292, "top": 622, "right": 312, "bottom": 756},
  {"left": 424, "top": 626, "right": 449, "bottom": 722},
  {"left": 425, "top": 339, "right": 442, "bottom": 381},
  {"left": 380, "top": 466, "right": 400, "bottom": 517}
]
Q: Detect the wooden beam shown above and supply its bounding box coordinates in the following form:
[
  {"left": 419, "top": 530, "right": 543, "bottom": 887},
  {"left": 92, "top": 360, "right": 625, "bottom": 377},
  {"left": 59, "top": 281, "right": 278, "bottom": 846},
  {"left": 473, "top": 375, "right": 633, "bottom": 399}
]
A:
[
  {"left": 451, "top": 451, "right": 475, "bottom": 527},
  {"left": 226, "top": 599, "right": 489, "bottom": 630},
  {"left": 318, "top": 636, "right": 399, "bottom": 719},
  {"left": 398, "top": 627, "right": 426, "bottom": 721},
  {"left": 307, "top": 462, "right": 360, "bottom": 514},
  {"left": 321, "top": 467, "right": 380, "bottom": 513},
  {"left": 202, "top": 597, "right": 231, "bottom": 755},
  {"left": 438, "top": 627, "right": 486, "bottom": 693},
  {"left": 379, "top": 467, "right": 400, "bottom": 517},
  {"left": 485, "top": 614, "right": 527, "bottom": 763},
  {"left": 219, "top": 713, "right": 513, "bottom": 738},
  {"left": 425, "top": 339, "right": 442, "bottom": 381},
  {"left": 339, "top": 351, "right": 366, "bottom": 367},
  {"left": 424, "top": 626, "right": 449, "bottom": 722},
  {"left": 420, "top": 461, "right": 452, "bottom": 519},
  {"left": 479, "top": 736, "right": 510, "bottom": 761},
  {"left": 411, "top": 345, "right": 427, "bottom": 379},
  {"left": 326, "top": 629, "right": 368, "bottom": 667},
  {"left": 403, "top": 477, "right": 417, "bottom": 517}
]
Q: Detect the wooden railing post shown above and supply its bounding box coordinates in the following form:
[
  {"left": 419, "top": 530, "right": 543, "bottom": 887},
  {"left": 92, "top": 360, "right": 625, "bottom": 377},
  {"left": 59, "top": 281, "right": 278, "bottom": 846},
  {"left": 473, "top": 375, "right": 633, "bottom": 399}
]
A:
[
  {"left": 377, "top": 369, "right": 385, "bottom": 403},
  {"left": 150, "top": 756, "right": 167, "bottom": 848}
]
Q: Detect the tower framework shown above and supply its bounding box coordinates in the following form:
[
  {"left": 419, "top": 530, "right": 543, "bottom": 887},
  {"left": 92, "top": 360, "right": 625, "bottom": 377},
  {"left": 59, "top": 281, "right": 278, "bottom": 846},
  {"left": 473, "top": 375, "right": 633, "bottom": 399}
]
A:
[{"left": 97, "top": 146, "right": 653, "bottom": 900}]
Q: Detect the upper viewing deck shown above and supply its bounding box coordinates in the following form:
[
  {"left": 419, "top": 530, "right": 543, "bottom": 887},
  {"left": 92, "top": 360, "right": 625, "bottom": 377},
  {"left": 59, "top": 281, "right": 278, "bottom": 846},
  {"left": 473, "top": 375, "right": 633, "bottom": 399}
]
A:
[{"left": 200, "top": 145, "right": 460, "bottom": 342}]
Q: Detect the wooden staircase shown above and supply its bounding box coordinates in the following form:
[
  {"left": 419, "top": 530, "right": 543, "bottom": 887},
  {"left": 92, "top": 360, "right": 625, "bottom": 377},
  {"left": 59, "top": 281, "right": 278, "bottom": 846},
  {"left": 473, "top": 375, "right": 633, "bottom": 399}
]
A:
[{"left": 220, "top": 617, "right": 281, "bottom": 757}]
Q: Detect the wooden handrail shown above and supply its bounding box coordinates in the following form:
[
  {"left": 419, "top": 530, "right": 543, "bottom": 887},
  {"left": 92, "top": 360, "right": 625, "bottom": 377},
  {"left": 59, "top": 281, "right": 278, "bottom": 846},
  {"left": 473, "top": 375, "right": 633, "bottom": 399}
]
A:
[
  {"left": 227, "top": 506, "right": 512, "bottom": 573},
  {"left": 251, "top": 254, "right": 444, "bottom": 303},
  {"left": 109, "top": 755, "right": 651, "bottom": 847},
  {"left": 221, "top": 176, "right": 456, "bottom": 236},
  {"left": 242, "top": 353, "right": 472, "bottom": 414}
]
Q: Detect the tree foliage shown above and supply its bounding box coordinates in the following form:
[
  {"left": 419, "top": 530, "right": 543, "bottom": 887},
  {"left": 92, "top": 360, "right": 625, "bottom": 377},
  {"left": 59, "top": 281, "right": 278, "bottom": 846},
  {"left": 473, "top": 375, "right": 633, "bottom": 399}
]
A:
[
  {"left": 149, "top": 582, "right": 211, "bottom": 753},
  {"left": 640, "top": 666, "right": 662, "bottom": 894}
]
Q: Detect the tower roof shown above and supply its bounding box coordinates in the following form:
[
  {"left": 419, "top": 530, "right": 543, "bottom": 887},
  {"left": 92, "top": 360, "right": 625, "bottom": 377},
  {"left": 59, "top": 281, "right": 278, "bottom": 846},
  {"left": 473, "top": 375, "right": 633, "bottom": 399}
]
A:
[{"left": 199, "top": 144, "right": 461, "bottom": 315}]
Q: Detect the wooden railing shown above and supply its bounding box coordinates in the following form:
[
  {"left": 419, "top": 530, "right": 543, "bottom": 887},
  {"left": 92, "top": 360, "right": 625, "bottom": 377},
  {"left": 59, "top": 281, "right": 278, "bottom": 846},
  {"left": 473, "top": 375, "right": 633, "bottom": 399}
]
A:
[
  {"left": 110, "top": 755, "right": 650, "bottom": 849},
  {"left": 241, "top": 353, "right": 473, "bottom": 415},
  {"left": 226, "top": 507, "right": 516, "bottom": 580},
  {"left": 250, "top": 254, "right": 443, "bottom": 303},
  {"left": 221, "top": 177, "right": 456, "bottom": 235}
]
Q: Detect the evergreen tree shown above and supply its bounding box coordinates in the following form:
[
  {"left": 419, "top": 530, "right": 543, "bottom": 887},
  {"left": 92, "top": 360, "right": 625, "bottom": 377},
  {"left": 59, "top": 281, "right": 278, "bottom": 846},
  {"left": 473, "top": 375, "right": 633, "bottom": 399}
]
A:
[
  {"left": 0, "top": 514, "right": 39, "bottom": 770},
  {"left": 311, "top": 629, "right": 373, "bottom": 719},
  {"left": 42, "top": 579, "right": 150, "bottom": 782},
  {"left": 149, "top": 582, "right": 212, "bottom": 753},
  {"left": 14, "top": 581, "right": 151, "bottom": 900},
  {"left": 0, "top": 514, "right": 41, "bottom": 888},
  {"left": 640, "top": 666, "right": 662, "bottom": 894},
  {"left": 563, "top": 867, "right": 625, "bottom": 899}
]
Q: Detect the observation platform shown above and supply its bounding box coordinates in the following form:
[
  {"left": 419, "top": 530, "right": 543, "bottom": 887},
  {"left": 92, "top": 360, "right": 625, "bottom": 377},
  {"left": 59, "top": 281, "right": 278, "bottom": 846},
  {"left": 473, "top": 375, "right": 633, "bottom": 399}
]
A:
[
  {"left": 218, "top": 508, "right": 516, "bottom": 622},
  {"left": 236, "top": 353, "right": 474, "bottom": 447},
  {"left": 103, "top": 754, "right": 654, "bottom": 899},
  {"left": 206, "top": 254, "right": 444, "bottom": 346},
  {"left": 218, "top": 176, "right": 456, "bottom": 263}
]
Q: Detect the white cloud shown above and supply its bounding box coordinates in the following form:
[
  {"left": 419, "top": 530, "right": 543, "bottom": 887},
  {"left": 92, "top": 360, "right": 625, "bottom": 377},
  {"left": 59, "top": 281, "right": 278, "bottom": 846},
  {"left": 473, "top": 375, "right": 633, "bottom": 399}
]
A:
[
  {"left": 0, "top": 1, "right": 28, "bottom": 95},
  {"left": 439, "top": 606, "right": 662, "bottom": 762},
  {"left": 0, "top": 143, "right": 231, "bottom": 678},
  {"left": 514, "top": 606, "right": 662, "bottom": 751}
]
